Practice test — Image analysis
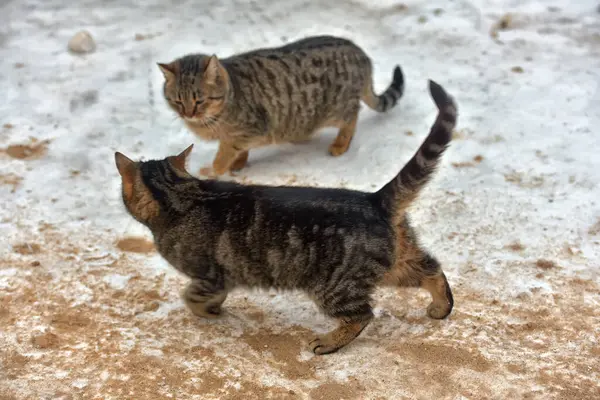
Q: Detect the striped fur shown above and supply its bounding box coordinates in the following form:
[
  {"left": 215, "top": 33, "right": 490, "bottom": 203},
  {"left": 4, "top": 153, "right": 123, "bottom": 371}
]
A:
[
  {"left": 158, "top": 35, "right": 405, "bottom": 176},
  {"left": 115, "top": 81, "right": 457, "bottom": 355},
  {"left": 362, "top": 66, "right": 405, "bottom": 112},
  {"left": 377, "top": 80, "right": 457, "bottom": 217}
]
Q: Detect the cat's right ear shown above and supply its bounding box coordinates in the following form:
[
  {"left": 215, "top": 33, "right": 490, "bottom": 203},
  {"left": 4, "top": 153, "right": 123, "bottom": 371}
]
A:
[
  {"left": 157, "top": 62, "right": 176, "bottom": 81},
  {"left": 169, "top": 144, "right": 194, "bottom": 171}
]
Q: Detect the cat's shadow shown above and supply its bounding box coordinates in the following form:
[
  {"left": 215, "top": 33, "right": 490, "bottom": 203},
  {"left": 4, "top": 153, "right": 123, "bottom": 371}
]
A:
[{"left": 240, "top": 112, "right": 398, "bottom": 172}]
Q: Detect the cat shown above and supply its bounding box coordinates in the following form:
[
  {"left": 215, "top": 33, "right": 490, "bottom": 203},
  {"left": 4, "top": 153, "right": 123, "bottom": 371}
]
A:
[
  {"left": 115, "top": 80, "right": 456, "bottom": 355},
  {"left": 157, "top": 35, "right": 404, "bottom": 177}
]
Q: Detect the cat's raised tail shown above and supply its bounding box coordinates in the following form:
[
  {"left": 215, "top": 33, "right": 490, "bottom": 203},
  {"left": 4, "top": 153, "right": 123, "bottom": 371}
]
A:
[
  {"left": 376, "top": 80, "right": 458, "bottom": 215},
  {"left": 362, "top": 66, "right": 404, "bottom": 113}
]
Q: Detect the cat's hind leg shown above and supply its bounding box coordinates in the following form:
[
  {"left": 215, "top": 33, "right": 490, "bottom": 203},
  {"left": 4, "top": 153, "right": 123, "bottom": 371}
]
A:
[
  {"left": 420, "top": 267, "right": 453, "bottom": 320},
  {"left": 379, "top": 218, "right": 454, "bottom": 319},
  {"left": 329, "top": 103, "right": 359, "bottom": 157},
  {"left": 381, "top": 236, "right": 453, "bottom": 320},
  {"left": 183, "top": 279, "right": 228, "bottom": 319}
]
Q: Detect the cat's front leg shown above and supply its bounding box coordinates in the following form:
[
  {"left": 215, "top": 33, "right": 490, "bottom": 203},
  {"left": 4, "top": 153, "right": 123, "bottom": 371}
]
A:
[
  {"left": 182, "top": 279, "right": 228, "bottom": 319},
  {"left": 200, "top": 141, "right": 247, "bottom": 177}
]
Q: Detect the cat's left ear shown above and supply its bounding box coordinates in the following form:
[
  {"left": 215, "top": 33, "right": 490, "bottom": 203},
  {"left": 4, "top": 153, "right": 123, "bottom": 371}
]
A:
[
  {"left": 115, "top": 152, "right": 135, "bottom": 179},
  {"left": 157, "top": 62, "right": 176, "bottom": 81},
  {"left": 203, "top": 55, "right": 225, "bottom": 84},
  {"left": 170, "top": 144, "right": 194, "bottom": 171},
  {"left": 115, "top": 152, "right": 136, "bottom": 199}
]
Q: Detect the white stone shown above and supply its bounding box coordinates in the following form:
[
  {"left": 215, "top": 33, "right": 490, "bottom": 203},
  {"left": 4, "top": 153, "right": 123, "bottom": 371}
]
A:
[{"left": 68, "top": 30, "right": 96, "bottom": 54}]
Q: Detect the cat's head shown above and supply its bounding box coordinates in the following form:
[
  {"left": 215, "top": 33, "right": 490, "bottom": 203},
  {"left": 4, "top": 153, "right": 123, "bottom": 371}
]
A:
[
  {"left": 158, "top": 55, "right": 230, "bottom": 123},
  {"left": 114, "top": 145, "right": 194, "bottom": 224}
]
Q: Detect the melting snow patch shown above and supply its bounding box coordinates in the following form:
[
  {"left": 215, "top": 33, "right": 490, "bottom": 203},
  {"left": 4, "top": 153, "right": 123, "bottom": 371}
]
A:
[
  {"left": 72, "top": 379, "right": 89, "bottom": 389},
  {"left": 102, "top": 273, "right": 131, "bottom": 290}
]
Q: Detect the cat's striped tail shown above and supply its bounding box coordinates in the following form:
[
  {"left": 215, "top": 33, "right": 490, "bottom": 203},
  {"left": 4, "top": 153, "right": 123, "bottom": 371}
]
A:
[
  {"left": 376, "top": 80, "right": 457, "bottom": 215},
  {"left": 362, "top": 66, "right": 404, "bottom": 112}
]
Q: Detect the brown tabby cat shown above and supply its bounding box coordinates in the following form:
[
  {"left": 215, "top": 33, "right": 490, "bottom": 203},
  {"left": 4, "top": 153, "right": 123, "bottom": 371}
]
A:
[
  {"left": 158, "top": 35, "right": 404, "bottom": 176},
  {"left": 115, "top": 81, "right": 456, "bottom": 355}
]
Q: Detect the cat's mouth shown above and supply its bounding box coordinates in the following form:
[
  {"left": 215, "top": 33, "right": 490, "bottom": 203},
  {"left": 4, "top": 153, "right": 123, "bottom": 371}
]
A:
[{"left": 183, "top": 115, "right": 215, "bottom": 127}]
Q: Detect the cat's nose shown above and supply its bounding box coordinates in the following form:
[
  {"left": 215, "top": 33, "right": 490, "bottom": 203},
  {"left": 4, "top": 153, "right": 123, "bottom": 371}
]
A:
[{"left": 184, "top": 107, "right": 195, "bottom": 118}]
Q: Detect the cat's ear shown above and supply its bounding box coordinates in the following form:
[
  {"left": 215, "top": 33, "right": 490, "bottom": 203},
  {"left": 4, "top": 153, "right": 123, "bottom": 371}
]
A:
[
  {"left": 203, "top": 55, "right": 224, "bottom": 84},
  {"left": 115, "top": 152, "right": 136, "bottom": 199},
  {"left": 157, "top": 62, "right": 176, "bottom": 81},
  {"left": 115, "top": 152, "right": 135, "bottom": 177},
  {"left": 170, "top": 144, "right": 194, "bottom": 171}
]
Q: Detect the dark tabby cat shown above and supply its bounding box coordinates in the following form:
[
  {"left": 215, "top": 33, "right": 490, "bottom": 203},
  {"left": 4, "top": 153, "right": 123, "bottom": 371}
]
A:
[
  {"left": 158, "top": 35, "right": 404, "bottom": 176},
  {"left": 115, "top": 81, "right": 456, "bottom": 355}
]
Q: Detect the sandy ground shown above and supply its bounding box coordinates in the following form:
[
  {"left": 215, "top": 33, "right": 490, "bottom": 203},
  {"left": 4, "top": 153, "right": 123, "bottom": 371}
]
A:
[{"left": 1, "top": 0, "right": 600, "bottom": 399}]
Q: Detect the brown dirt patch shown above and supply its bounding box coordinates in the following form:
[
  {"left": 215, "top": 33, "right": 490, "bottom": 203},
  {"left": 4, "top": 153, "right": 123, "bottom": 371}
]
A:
[
  {"left": 504, "top": 171, "right": 545, "bottom": 188},
  {"left": 30, "top": 331, "right": 60, "bottom": 349},
  {"left": 390, "top": 342, "right": 492, "bottom": 373},
  {"left": 241, "top": 326, "right": 317, "bottom": 380},
  {"left": 221, "top": 380, "right": 298, "bottom": 400},
  {"left": 589, "top": 218, "right": 600, "bottom": 235},
  {"left": 309, "top": 379, "right": 365, "bottom": 400},
  {"left": 0, "top": 391, "right": 20, "bottom": 400},
  {"left": 3, "top": 139, "right": 50, "bottom": 160},
  {"left": 116, "top": 237, "right": 155, "bottom": 253},
  {"left": 12, "top": 242, "right": 41, "bottom": 255},
  {"left": 490, "top": 13, "right": 513, "bottom": 38},
  {"left": 1, "top": 350, "right": 31, "bottom": 379},
  {"left": 49, "top": 308, "right": 92, "bottom": 331},
  {"left": 452, "top": 155, "right": 484, "bottom": 168},
  {"left": 536, "top": 368, "right": 600, "bottom": 399},
  {"left": 0, "top": 173, "right": 23, "bottom": 192},
  {"left": 506, "top": 241, "right": 525, "bottom": 252},
  {"left": 536, "top": 259, "right": 557, "bottom": 270}
]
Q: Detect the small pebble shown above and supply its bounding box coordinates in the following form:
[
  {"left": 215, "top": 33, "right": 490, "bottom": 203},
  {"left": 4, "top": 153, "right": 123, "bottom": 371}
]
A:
[{"left": 68, "top": 30, "right": 96, "bottom": 54}]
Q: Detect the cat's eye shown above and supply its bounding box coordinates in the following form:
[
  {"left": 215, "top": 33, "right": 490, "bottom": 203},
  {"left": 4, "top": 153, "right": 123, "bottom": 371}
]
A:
[{"left": 208, "top": 96, "right": 223, "bottom": 101}]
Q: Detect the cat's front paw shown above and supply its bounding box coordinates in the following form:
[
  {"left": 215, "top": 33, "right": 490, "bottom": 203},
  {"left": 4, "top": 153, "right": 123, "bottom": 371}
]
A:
[
  {"left": 185, "top": 300, "right": 223, "bottom": 319},
  {"left": 426, "top": 302, "right": 452, "bottom": 319},
  {"left": 309, "top": 335, "right": 343, "bottom": 355},
  {"left": 199, "top": 166, "right": 217, "bottom": 178},
  {"left": 328, "top": 142, "right": 349, "bottom": 157}
]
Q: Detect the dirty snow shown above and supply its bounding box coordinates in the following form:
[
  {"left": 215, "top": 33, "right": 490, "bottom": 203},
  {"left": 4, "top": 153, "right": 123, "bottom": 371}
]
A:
[{"left": 1, "top": 0, "right": 599, "bottom": 399}]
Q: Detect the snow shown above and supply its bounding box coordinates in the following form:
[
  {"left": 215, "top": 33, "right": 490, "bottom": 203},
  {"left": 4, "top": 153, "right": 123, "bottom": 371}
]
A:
[{"left": 1, "top": 0, "right": 599, "bottom": 399}]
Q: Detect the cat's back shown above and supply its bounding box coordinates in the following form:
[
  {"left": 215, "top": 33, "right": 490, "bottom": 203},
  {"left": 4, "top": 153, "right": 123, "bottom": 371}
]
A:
[
  {"left": 252, "top": 185, "right": 389, "bottom": 233},
  {"left": 226, "top": 35, "right": 366, "bottom": 61},
  {"left": 193, "top": 180, "right": 383, "bottom": 225},
  {"left": 221, "top": 35, "right": 374, "bottom": 139}
]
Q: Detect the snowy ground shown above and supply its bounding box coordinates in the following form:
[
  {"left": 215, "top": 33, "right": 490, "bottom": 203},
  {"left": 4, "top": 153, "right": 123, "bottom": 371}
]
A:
[{"left": 1, "top": 0, "right": 600, "bottom": 398}]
